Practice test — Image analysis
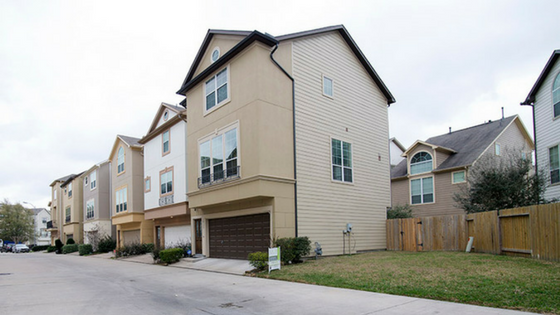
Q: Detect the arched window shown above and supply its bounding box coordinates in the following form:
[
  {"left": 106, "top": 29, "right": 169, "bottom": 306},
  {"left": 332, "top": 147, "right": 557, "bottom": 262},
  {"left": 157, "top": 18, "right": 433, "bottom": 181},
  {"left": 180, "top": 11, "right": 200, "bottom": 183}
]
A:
[
  {"left": 117, "top": 147, "right": 125, "bottom": 174},
  {"left": 410, "top": 152, "right": 433, "bottom": 175},
  {"left": 553, "top": 72, "right": 560, "bottom": 118}
]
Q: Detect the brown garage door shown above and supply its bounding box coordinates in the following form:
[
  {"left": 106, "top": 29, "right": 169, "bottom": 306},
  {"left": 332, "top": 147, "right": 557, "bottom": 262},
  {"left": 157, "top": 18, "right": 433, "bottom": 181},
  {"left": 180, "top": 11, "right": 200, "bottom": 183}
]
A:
[{"left": 209, "top": 213, "right": 270, "bottom": 259}]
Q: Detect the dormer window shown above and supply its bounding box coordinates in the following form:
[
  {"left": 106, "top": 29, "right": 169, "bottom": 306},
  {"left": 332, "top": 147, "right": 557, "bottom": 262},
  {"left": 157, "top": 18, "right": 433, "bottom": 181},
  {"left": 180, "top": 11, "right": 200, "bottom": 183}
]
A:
[{"left": 410, "top": 152, "right": 433, "bottom": 175}]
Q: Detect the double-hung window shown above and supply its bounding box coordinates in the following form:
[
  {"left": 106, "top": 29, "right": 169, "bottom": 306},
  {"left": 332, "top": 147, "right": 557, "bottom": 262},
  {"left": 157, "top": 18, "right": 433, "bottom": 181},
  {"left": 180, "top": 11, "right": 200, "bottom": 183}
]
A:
[
  {"left": 163, "top": 130, "right": 170, "bottom": 155},
  {"left": 331, "top": 138, "right": 353, "bottom": 183},
  {"left": 550, "top": 145, "right": 559, "bottom": 185},
  {"left": 115, "top": 187, "right": 128, "bottom": 213},
  {"left": 323, "top": 76, "right": 333, "bottom": 98},
  {"left": 411, "top": 177, "right": 434, "bottom": 204},
  {"left": 65, "top": 206, "right": 71, "bottom": 223},
  {"left": 117, "top": 147, "right": 125, "bottom": 174},
  {"left": 199, "top": 126, "right": 238, "bottom": 186},
  {"left": 160, "top": 169, "right": 173, "bottom": 196},
  {"left": 553, "top": 73, "right": 560, "bottom": 118},
  {"left": 452, "top": 171, "right": 466, "bottom": 184},
  {"left": 90, "top": 171, "right": 96, "bottom": 190},
  {"left": 205, "top": 67, "right": 228, "bottom": 112},
  {"left": 68, "top": 182, "right": 73, "bottom": 198},
  {"left": 86, "top": 199, "right": 95, "bottom": 220}
]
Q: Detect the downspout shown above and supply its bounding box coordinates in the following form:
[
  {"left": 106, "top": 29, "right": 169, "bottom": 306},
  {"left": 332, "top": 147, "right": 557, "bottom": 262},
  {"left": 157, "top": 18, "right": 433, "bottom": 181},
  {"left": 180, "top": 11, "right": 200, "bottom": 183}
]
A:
[
  {"left": 270, "top": 43, "right": 298, "bottom": 237},
  {"left": 521, "top": 101, "right": 539, "bottom": 204}
]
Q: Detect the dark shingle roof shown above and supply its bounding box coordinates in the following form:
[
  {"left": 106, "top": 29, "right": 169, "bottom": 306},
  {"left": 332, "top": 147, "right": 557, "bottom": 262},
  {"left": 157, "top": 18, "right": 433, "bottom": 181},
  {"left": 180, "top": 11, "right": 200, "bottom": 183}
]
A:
[
  {"left": 521, "top": 50, "right": 560, "bottom": 105},
  {"left": 391, "top": 116, "right": 517, "bottom": 179},
  {"left": 118, "top": 135, "right": 142, "bottom": 147}
]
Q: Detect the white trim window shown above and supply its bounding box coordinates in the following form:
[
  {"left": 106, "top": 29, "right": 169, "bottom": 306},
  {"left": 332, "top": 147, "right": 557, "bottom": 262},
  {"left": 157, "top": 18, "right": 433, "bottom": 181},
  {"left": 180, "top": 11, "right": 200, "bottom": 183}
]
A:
[
  {"left": 199, "top": 124, "right": 238, "bottom": 186},
  {"left": 323, "top": 75, "right": 333, "bottom": 98},
  {"left": 410, "top": 152, "right": 433, "bottom": 175},
  {"left": 205, "top": 67, "right": 229, "bottom": 112},
  {"left": 117, "top": 147, "right": 125, "bottom": 173},
  {"left": 411, "top": 177, "right": 434, "bottom": 204},
  {"left": 68, "top": 182, "right": 73, "bottom": 198},
  {"left": 115, "top": 187, "right": 128, "bottom": 213},
  {"left": 163, "top": 130, "right": 170, "bottom": 154},
  {"left": 553, "top": 72, "right": 560, "bottom": 118},
  {"left": 86, "top": 199, "right": 95, "bottom": 220},
  {"left": 65, "top": 206, "right": 71, "bottom": 223},
  {"left": 495, "top": 143, "right": 501, "bottom": 156},
  {"left": 549, "top": 145, "right": 559, "bottom": 185},
  {"left": 160, "top": 170, "right": 173, "bottom": 195},
  {"left": 90, "top": 171, "right": 97, "bottom": 190},
  {"left": 331, "top": 138, "right": 353, "bottom": 183},
  {"left": 84, "top": 176, "right": 88, "bottom": 186},
  {"left": 54, "top": 190, "right": 57, "bottom": 200},
  {"left": 452, "top": 171, "right": 466, "bottom": 184}
]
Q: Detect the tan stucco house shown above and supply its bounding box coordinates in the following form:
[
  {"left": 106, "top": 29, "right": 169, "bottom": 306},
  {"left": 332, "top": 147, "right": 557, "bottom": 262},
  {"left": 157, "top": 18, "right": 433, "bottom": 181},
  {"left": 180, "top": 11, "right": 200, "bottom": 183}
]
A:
[
  {"left": 177, "top": 25, "right": 395, "bottom": 258},
  {"left": 391, "top": 115, "right": 534, "bottom": 217},
  {"left": 48, "top": 174, "right": 75, "bottom": 244},
  {"left": 139, "top": 103, "right": 190, "bottom": 248},
  {"left": 60, "top": 173, "right": 84, "bottom": 243},
  {"left": 108, "top": 135, "right": 153, "bottom": 248}
]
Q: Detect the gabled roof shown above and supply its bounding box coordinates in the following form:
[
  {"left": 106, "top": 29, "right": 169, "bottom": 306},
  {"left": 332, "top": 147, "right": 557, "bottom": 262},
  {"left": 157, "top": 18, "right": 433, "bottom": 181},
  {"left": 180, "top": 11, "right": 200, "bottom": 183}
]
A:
[
  {"left": 145, "top": 102, "right": 186, "bottom": 136},
  {"left": 49, "top": 174, "right": 76, "bottom": 187},
  {"left": 82, "top": 160, "right": 110, "bottom": 176},
  {"left": 32, "top": 208, "right": 48, "bottom": 216},
  {"left": 521, "top": 50, "right": 560, "bottom": 105},
  {"left": 60, "top": 172, "right": 84, "bottom": 188},
  {"left": 177, "top": 25, "right": 395, "bottom": 105},
  {"left": 108, "top": 135, "right": 143, "bottom": 161},
  {"left": 392, "top": 115, "right": 530, "bottom": 179},
  {"left": 402, "top": 140, "right": 456, "bottom": 157}
]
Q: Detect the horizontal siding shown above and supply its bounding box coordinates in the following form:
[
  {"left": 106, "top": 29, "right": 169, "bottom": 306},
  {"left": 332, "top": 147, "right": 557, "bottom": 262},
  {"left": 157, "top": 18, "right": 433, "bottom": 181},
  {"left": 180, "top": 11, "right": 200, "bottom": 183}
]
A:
[
  {"left": 534, "top": 58, "right": 560, "bottom": 200},
  {"left": 293, "top": 32, "right": 390, "bottom": 255}
]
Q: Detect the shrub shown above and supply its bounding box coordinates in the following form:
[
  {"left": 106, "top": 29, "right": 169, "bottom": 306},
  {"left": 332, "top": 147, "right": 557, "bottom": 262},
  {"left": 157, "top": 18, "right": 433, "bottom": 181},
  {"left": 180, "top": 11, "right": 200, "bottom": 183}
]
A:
[
  {"left": 169, "top": 240, "right": 191, "bottom": 257},
  {"left": 248, "top": 251, "right": 268, "bottom": 270},
  {"left": 47, "top": 246, "right": 57, "bottom": 253},
  {"left": 159, "top": 248, "right": 184, "bottom": 264},
  {"left": 66, "top": 238, "right": 75, "bottom": 245},
  {"left": 98, "top": 236, "right": 116, "bottom": 253},
  {"left": 115, "top": 242, "right": 154, "bottom": 258},
  {"left": 142, "top": 243, "right": 154, "bottom": 253},
  {"left": 274, "top": 237, "right": 311, "bottom": 264},
  {"left": 79, "top": 244, "right": 93, "bottom": 256},
  {"left": 55, "top": 239, "right": 64, "bottom": 254},
  {"left": 62, "top": 244, "right": 79, "bottom": 254},
  {"left": 31, "top": 245, "right": 50, "bottom": 252},
  {"left": 151, "top": 246, "right": 161, "bottom": 263},
  {"left": 387, "top": 204, "right": 413, "bottom": 219}
]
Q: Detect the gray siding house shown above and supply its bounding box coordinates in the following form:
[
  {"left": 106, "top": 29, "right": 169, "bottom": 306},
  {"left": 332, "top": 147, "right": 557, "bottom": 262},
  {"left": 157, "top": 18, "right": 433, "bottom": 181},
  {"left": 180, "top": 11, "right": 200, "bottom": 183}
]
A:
[{"left": 82, "top": 160, "right": 114, "bottom": 247}]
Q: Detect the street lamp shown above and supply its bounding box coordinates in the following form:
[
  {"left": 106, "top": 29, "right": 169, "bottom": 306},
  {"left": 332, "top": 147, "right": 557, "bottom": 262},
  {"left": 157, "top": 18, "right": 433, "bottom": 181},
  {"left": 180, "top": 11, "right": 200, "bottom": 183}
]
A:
[{"left": 23, "top": 201, "right": 37, "bottom": 209}]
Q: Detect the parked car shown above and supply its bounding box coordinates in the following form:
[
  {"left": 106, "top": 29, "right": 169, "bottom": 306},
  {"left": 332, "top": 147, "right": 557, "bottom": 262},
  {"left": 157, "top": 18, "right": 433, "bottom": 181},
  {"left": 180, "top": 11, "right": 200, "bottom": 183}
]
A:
[
  {"left": 14, "top": 244, "right": 30, "bottom": 253},
  {"left": 5, "top": 243, "right": 15, "bottom": 252}
]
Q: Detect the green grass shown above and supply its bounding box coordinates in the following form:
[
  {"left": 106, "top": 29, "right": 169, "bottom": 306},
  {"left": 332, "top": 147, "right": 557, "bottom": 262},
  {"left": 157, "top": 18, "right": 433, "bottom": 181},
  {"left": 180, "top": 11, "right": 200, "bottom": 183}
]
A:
[{"left": 259, "top": 251, "right": 560, "bottom": 314}]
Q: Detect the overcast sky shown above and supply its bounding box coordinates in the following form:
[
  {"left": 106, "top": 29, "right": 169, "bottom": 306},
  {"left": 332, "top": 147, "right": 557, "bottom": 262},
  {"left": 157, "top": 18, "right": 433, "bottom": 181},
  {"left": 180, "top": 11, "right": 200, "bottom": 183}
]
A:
[{"left": 1, "top": 0, "right": 559, "bottom": 209}]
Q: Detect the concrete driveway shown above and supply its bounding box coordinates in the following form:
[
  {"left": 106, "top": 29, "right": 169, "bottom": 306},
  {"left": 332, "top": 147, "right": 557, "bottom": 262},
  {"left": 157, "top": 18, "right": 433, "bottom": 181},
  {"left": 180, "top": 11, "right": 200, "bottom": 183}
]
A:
[{"left": 1, "top": 252, "right": 537, "bottom": 315}]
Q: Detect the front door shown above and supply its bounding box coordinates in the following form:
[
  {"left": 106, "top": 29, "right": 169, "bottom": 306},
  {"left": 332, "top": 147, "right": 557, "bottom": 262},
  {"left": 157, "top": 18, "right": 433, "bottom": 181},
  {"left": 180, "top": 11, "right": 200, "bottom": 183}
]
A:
[{"left": 194, "top": 219, "right": 202, "bottom": 254}]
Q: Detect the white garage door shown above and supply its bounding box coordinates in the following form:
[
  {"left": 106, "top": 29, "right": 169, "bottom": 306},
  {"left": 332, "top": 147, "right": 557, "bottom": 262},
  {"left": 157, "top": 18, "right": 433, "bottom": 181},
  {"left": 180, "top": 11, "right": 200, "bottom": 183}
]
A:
[{"left": 164, "top": 225, "right": 191, "bottom": 248}]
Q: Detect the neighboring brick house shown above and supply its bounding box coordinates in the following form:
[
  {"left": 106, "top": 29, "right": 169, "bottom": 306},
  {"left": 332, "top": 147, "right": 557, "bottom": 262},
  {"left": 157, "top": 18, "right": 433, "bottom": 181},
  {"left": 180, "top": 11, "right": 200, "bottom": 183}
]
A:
[
  {"left": 176, "top": 25, "right": 395, "bottom": 257},
  {"left": 391, "top": 115, "right": 534, "bottom": 217},
  {"left": 521, "top": 49, "right": 560, "bottom": 201},
  {"left": 139, "top": 103, "right": 190, "bottom": 248}
]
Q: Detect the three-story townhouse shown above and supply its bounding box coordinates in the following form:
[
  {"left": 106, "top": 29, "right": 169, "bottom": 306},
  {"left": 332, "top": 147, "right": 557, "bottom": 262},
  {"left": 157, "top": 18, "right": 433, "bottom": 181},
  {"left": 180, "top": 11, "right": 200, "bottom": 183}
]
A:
[
  {"left": 48, "top": 174, "right": 74, "bottom": 244},
  {"left": 60, "top": 173, "right": 84, "bottom": 243}
]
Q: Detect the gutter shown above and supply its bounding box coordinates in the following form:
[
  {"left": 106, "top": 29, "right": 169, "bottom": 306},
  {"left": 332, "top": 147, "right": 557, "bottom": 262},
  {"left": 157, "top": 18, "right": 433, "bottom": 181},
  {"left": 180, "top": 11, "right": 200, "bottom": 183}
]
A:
[
  {"left": 520, "top": 101, "right": 539, "bottom": 204},
  {"left": 270, "top": 43, "right": 298, "bottom": 237}
]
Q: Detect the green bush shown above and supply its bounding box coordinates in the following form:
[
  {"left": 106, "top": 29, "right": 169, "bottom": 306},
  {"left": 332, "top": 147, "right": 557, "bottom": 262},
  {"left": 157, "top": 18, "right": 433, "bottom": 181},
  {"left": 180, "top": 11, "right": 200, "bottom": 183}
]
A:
[
  {"left": 66, "top": 238, "right": 75, "bottom": 245},
  {"left": 248, "top": 251, "right": 268, "bottom": 270},
  {"left": 159, "top": 248, "right": 184, "bottom": 264},
  {"left": 47, "top": 246, "right": 57, "bottom": 253},
  {"left": 62, "top": 244, "right": 79, "bottom": 254},
  {"left": 55, "top": 239, "right": 64, "bottom": 254},
  {"left": 274, "top": 237, "right": 311, "bottom": 264},
  {"left": 31, "top": 245, "right": 50, "bottom": 252},
  {"left": 115, "top": 242, "right": 154, "bottom": 258},
  {"left": 151, "top": 246, "right": 161, "bottom": 263},
  {"left": 387, "top": 204, "right": 413, "bottom": 219},
  {"left": 142, "top": 243, "right": 154, "bottom": 253},
  {"left": 79, "top": 244, "right": 93, "bottom": 256},
  {"left": 98, "top": 236, "right": 116, "bottom": 253}
]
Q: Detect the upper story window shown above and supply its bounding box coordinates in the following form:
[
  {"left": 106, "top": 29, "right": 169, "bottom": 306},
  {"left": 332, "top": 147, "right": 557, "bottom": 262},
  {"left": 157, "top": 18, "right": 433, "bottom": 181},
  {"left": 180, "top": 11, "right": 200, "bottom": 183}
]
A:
[
  {"left": 54, "top": 190, "right": 57, "bottom": 200},
  {"left": 115, "top": 187, "right": 128, "bottom": 213},
  {"left": 495, "top": 143, "right": 501, "bottom": 156},
  {"left": 65, "top": 206, "right": 71, "bottom": 223},
  {"left": 68, "top": 182, "right": 73, "bottom": 198},
  {"left": 199, "top": 125, "right": 239, "bottom": 187},
  {"left": 145, "top": 176, "right": 151, "bottom": 193},
  {"left": 117, "top": 147, "right": 125, "bottom": 174},
  {"left": 553, "top": 72, "right": 560, "bottom": 118},
  {"left": 550, "top": 145, "right": 559, "bottom": 185},
  {"left": 84, "top": 176, "right": 88, "bottom": 186},
  {"left": 163, "top": 130, "right": 170, "bottom": 155},
  {"left": 90, "top": 171, "right": 97, "bottom": 190},
  {"left": 452, "top": 171, "right": 466, "bottom": 184},
  {"left": 410, "top": 152, "right": 433, "bottom": 175},
  {"left": 160, "top": 168, "right": 173, "bottom": 196},
  {"left": 323, "top": 75, "right": 334, "bottom": 98},
  {"left": 205, "top": 67, "right": 229, "bottom": 113},
  {"left": 331, "top": 138, "right": 353, "bottom": 183},
  {"left": 411, "top": 177, "right": 434, "bottom": 204},
  {"left": 86, "top": 199, "right": 95, "bottom": 220},
  {"left": 163, "top": 110, "right": 169, "bottom": 121}
]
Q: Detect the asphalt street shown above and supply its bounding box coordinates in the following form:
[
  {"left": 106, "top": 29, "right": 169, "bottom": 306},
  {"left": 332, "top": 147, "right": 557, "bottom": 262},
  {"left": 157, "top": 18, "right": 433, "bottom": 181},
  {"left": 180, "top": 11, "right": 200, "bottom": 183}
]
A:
[{"left": 0, "top": 252, "right": 537, "bottom": 315}]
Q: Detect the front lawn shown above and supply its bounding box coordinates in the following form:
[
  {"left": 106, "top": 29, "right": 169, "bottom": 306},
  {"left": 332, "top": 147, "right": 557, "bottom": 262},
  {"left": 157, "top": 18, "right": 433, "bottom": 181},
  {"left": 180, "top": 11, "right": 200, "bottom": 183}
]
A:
[{"left": 259, "top": 251, "right": 560, "bottom": 314}]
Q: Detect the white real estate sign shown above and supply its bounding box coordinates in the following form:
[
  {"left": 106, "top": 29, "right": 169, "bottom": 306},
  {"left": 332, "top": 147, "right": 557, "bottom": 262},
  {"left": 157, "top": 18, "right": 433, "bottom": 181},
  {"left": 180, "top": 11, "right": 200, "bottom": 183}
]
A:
[{"left": 268, "top": 247, "right": 281, "bottom": 273}]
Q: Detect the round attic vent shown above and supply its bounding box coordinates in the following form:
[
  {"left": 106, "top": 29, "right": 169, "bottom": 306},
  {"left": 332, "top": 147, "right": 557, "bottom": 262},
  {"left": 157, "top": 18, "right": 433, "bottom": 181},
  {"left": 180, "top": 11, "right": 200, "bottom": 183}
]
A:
[{"left": 211, "top": 47, "right": 220, "bottom": 63}]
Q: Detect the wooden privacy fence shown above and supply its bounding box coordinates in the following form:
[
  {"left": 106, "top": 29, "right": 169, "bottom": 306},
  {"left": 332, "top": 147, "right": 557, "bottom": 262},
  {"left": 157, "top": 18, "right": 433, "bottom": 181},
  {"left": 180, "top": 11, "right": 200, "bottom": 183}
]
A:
[{"left": 386, "top": 203, "right": 560, "bottom": 262}]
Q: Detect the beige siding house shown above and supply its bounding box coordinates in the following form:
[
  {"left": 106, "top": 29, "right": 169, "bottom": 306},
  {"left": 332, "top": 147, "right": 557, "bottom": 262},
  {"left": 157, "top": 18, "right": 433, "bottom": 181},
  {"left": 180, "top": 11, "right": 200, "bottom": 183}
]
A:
[
  {"left": 60, "top": 173, "right": 84, "bottom": 243},
  {"left": 177, "top": 25, "right": 394, "bottom": 258},
  {"left": 82, "top": 160, "right": 114, "bottom": 247},
  {"left": 391, "top": 115, "right": 534, "bottom": 217},
  {"left": 47, "top": 174, "right": 75, "bottom": 245},
  {"left": 109, "top": 135, "right": 153, "bottom": 248}
]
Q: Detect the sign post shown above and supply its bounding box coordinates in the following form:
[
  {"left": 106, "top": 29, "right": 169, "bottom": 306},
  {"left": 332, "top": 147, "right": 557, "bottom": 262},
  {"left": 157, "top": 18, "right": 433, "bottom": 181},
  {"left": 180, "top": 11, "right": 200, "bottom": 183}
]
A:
[{"left": 268, "top": 247, "right": 281, "bottom": 274}]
